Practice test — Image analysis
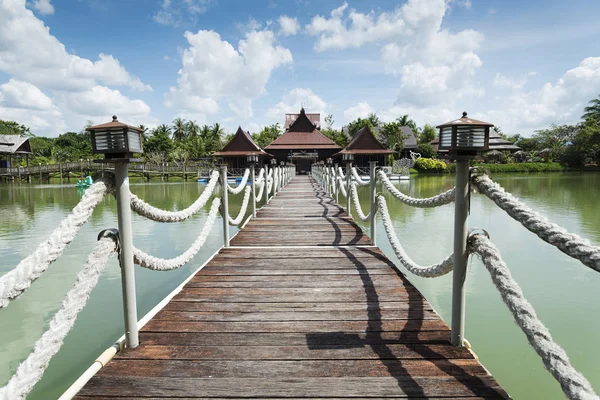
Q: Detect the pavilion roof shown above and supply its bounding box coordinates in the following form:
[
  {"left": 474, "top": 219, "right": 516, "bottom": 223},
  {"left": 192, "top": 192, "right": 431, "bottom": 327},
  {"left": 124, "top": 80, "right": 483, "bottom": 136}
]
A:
[
  {"left": 213, "top": 126, "right": 271, "bottom": 157},
  {"left": 334, "top": 126, "right": 394, "bottom": 156},
  {"left": 266, "top": 108, "right": 341, "bottom": 150},
  {"left": 0, "top": 135, "right": 32, "bottom": 155}
]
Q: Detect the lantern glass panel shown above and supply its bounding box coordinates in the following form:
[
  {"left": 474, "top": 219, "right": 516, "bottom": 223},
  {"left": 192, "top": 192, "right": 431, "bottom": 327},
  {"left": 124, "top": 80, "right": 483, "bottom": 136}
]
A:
[
  {"left": 93, "top": 129, "right": 127, "bottom": 153},
  {"left": 127, "top": 131, "right": 143, "bottom": 153},
  {"left": 456, "top": 126, "right": 486, "bottom": 148},
  {"left": 440, "top": 127, "right": 453, "bottom": 148}
]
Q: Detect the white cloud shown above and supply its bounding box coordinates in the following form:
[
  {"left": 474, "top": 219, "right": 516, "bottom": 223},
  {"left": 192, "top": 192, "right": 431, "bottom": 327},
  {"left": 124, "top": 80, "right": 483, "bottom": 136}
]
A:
[
  {"left": 307, "top": 0, "right": 484, "bottom": 108},
  {"left": 166, "top": 29, "right": 293, "bottom": 118},
  {"left": 59, "top": 86, "right": 151, "bottom": 117},
  {"left": 153, "top": 0, "right": 212, "bottom": 26},
  {"left": 278, "top": 15, "right": 300, "bottom": 36},
  {"left": 0, "top": 79, "right": 53, "bottom": 110},
  {"left": 493, "top": 72, "right": 536, "bottom": 90},
  {"left": 343, "top": 102, "right": 375, "bottom": 122},
  {"left": 267, "top": 88, "right": 328, "bottom": 120},
  {"left": 486, "top": 57, "right": 600, "bottom": 135},
  {"left": 32, "top": 0, "right": 54, "bottom": 15}
]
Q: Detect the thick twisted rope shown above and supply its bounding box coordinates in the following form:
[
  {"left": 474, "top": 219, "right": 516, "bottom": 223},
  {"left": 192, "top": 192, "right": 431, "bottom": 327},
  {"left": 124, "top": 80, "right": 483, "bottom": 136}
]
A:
[
  {"left": 133, "top": 198, "right": 221, "bottom": 270},
  {"left": 0, "top": 178, "right": 111, "bottom": 309},
  {"left": 350, "top": 184, "right": 371, "bottom": 221},
  {"left": 472, "top": 174, "right": 600, "bottom": 273},
  {"left": 337, "top": 176, "right": 347, "bottom": 197},
  {"left": 378, "top": 195, "right": 454, "bottom": 277},
  {"left": 266, "top": 176, "right": 273, "bottom": 196},
  {"left": 377, "top": 170, "right": 456, "bottom": 208},
  {"left": 351, "top": 167, "right": 370, "bottom": 186},
  {"left": 470, "top": 234, "right": 598, "bottom": 400},
  {"left": 0, "top": 237, "right": 117, "bottom": 400},
  {"left": 338, "top": 167, "right": 345, "bottom": 179},
  {"left": 228, "top": 185, "right": 251, "bottom": 226},
  {"left": 130, "top": 170, "right": 219, "bottom": 222},
  {"left": 255, "top": 180, "right": 265, "bottom": 201},
  {"left": 227, "top": 169, "right": 250, "bottom": 194}
]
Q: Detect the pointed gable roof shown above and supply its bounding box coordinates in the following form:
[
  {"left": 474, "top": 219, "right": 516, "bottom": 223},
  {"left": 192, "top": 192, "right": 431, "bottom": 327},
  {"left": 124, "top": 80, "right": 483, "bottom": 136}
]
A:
[
  {"left": 266, "top": 108, "right": 341, "bottom": 150},
  {"left": 0, "top": 135, "right": 32, "bottom": 154},
  {"left": 213, "top": 126, "right": 271, "bottom": 156},
  {"left": 334, "top": 126, "right": 394, "bottom": 156}
]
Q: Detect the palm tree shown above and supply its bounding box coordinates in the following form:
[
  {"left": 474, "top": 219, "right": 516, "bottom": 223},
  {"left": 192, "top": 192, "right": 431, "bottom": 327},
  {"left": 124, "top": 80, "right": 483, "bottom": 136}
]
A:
[
  {"left": 172, "top": 117, "right": 187, "bottom": 142},
  {"left": 397, "top": 114, "right": 416, "bottom": 129},
  {"left": 582, "top": 95, "right": 600, "bottom": 121},
  {"left": 186, "top": 120, "right": 200, "bottom": 138}
]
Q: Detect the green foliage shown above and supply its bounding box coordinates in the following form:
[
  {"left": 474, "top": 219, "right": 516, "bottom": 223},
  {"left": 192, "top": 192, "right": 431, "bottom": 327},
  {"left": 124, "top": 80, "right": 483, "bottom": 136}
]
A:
[
  {"left": 0, "top": 120, "right": 32, "bottom": 136},
  {"left": 559, "top": 118, "right": 600, "bottom": 168},
  {"left": 347, "top": 113, "right": 380, "bottom": 137},
  {"left": 533, "top": 124, "right": 578, "bottom": 158},
  {"left": 413, "top": 158, "right": 447, "bottom": 173},
  {"left": 253, "top": 123, "right": 281, "bottom": 148},
  {"left": 419, "top": 124, "right": 436, "bottom": 144},
  {"left": 416, "top": 143, "right": 436, "bottom": 159},
  {"left": 144, "top": 125, "right": 173, "bottom": 162},
  {"left": 472, "top": 162, "right": 565, "bottom": 173},
  {"left": 379, "top": 121, "right": 405, "bottom": 153},
  {"left": 582, "top": 94, "right": 600, "bottom": 121},
  {"left": 321, "top": 114, "right": 349, "bottom": 147},
  {"left": 396, "top": 114, "right": 416, "bottom": 129}
]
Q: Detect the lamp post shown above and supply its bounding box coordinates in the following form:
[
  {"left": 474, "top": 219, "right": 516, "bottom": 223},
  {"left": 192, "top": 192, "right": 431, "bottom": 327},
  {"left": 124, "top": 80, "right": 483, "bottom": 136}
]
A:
[
  {"left": 326, "top": 158, "right": 333, "bottom": 195},
  {"left": 270, "top": 158, "right": 278, "bottom": 196},
  {"left": 88, "top": 115, "right": 144, "bottom": 349},
  {"left": 343, "top": 153, "right": 354, "bottom": 217},
  {"left": 247, "top": 154, "right": 259, "bottom": 217},
  {"left": 437, "top": 111, "right": 493, "bottom": 347}
]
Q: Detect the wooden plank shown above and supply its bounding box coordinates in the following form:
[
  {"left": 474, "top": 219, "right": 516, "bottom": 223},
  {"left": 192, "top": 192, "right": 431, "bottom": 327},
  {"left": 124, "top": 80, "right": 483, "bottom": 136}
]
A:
[
  {"left": 204, "top": 258, "right": 395, "bottom": 268},
  {"left": 163, "top": 301, "right": 431, "bottom": 312},
  {"left": 79, "top": 376, "right": 508, "bottom": 398}
]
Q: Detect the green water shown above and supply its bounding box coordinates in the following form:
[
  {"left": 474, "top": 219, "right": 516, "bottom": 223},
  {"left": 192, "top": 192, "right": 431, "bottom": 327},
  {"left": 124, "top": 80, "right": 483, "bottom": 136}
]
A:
[{"left": 1, "top": 173, "right": 598, "bottom": 399}]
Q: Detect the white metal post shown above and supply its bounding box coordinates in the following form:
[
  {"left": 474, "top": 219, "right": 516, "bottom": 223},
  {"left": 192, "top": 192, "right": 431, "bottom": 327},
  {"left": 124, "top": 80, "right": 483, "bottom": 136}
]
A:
[
  {"left": 369, "top": 161, "right": 378, "bottom": 246},
  {"left": 334, "top": 164, "right": 339, "bottom": 203},
  {"left": 220, "top": 166, "right": 230, "bottom": 247},
  {"left": 250, "top": 164, "right": 256, "bottom": 218},
  {"left": 451, "top": 159, "right": 470, "bottom": 346},
  {"left": 114, "top": 162, "right": 139, "bottom": 348},
  {"left": 346, "top": 162, "right": 352, "bottom": 217},
  {"left": 264, "top": 165, "right": 269, "bottom": 204}
]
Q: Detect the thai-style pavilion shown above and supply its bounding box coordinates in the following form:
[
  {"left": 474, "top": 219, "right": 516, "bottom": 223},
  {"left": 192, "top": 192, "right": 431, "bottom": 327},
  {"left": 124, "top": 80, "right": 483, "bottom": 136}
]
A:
[
  {"left": 333, "top": 126, "right": 395, "bottom": 168},
  {"left": 266, "top": 108, "right": 341, "bottom": 173},
  {"left": 213, "top": 127, "right": 271, "bottom": 170},
  {"left": 0, "top": 135, "right": 32, "bottom": 168}
]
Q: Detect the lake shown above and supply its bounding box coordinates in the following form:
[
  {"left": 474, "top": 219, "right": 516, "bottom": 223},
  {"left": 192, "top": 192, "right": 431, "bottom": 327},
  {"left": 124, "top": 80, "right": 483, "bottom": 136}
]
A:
[{"left": 0, "top": 172, "right": 598, "bottom": 399}]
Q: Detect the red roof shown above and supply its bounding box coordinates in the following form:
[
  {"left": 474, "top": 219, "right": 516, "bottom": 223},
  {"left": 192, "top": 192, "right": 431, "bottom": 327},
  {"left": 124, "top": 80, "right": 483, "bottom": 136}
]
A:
[
  {"left": 87, "top": 115, "right": 141, "bottom": 131},
  {"left": 213, "top": 126, "right": 271, "bottom": 157},
  {"left": 266, "top": 108, "right": 341, "bottom": 150},
  {"left": 334, "top": 126, "right": 394, "bottom": 156}
]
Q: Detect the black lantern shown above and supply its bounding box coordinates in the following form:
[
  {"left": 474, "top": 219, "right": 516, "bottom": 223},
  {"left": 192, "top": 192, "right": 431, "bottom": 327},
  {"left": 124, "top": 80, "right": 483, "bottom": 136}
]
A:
[
  {"left": 246, "top": 154, "right": 259, "bottom": 164},
  {"left": 436, "top": 112, "right": 493, "bottom": 159},
  {"left": 342, "top": 153, "right": 354, "bottom": 162},
  {"left": 270, "top": 158, "right": 277, "bottom": 166},
  {"left": 326, "top": 157, "right": 333, "bottom": 166},
  {"left": 87, "top": 115, "right": 143, "bottom": 160}
]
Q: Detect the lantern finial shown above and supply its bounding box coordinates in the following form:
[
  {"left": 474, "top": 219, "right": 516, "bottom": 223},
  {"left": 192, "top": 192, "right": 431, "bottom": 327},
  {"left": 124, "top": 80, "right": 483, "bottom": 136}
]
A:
[
  {"left": 112, "top": 115, "right": 118, "bottom": 122},
  {"left": 462, "top": 111, "right": 467, "bottom": 118}
]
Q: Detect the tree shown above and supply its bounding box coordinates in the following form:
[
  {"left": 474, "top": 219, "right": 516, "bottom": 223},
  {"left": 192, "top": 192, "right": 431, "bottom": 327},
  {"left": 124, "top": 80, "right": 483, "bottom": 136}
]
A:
[
  {"left": 379, "top": 122, "right": 406, "bottom": 154},
  {"left": 416, "top": 143, "right": 436, "bottom": 159},
  {"left": 396, "top": 114, "right": 416, "bottom": 130},
  {"left": 0, "top": 120, "right": 32, "bottom": 136},
  {"left": 186, "top": 121, "right": 199, "bottom": 138},
  {"left": 172, "top": 117, "right": 187, "bottom": 142},
  {"left": 321, "top": 114, "right": 348, "bottom": 147},
  {"left": 533, "top": 124, "right": 577, "bottom": 156},
  {"left": 253, "top": 123, "right": 281, "bottom": 148},
  {"left": 144, "top": 124, "right": 173, "bottom": 162},
  {"left": 419, "top": 124, "right": 436, "bottom": 144},
  {"left": 582, "top": 94, "right": 600, "bottom": 121}
]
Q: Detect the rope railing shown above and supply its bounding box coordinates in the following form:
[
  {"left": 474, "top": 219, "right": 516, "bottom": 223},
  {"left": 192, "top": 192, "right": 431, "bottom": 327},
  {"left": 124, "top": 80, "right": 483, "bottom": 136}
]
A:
[
  {"left": 133, "top": 198, "right": 221, "bottom": 271},
  {"left": 227, "top": 185, "right": 251, "bottom": 226},
  {"left": 470, "top": 233, "right": 598, "bottom": 400},
  {"left": 350, "top": 184, "right": 371, "bottom": 221},
  {"left": 130, "top": 170, "right": 219, "bottom": 222},
  {"left": 227, "top": 168, "right": 250, "bottom": 194},
  {"left": 472, "top": 174, "right": 600, "bottom": 273},
  {"left": 0, "top": 177, "right": 112, "bottom": 309},
  {"left": 378, "top": 170, "right": 456, "bottom": 208},
  {"left": 0, "top": 234, "right": 118, "bottom": 400},
  {"left": 351, "top": 167, "right": 370, "bottom": 186}
]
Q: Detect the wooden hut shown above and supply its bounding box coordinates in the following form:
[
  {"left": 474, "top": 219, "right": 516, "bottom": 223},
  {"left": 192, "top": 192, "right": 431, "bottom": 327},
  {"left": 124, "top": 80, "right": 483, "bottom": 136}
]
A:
[
  {"left": 266, "top": 108, "right": 341, "bottom": 174},
  {"left": 333, "top": 126, "right": 395, "bottom": 168},
  {"left": 213, "top": 127, "right": 271, "bottom": 170},
  {"left": 0, "top": 135, "right": 32, "bottom": 168}
]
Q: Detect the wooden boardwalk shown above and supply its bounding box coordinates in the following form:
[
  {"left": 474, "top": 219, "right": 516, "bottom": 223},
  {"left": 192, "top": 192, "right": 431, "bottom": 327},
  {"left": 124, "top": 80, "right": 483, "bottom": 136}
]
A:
[{"left": 77, "top": 175, "right": 509, "bottom": 399}]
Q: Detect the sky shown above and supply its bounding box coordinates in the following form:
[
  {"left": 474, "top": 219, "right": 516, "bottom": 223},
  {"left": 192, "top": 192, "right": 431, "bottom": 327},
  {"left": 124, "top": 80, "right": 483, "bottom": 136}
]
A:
[{"left": 1, "top": 0, "right": 600, "bottom": 138}]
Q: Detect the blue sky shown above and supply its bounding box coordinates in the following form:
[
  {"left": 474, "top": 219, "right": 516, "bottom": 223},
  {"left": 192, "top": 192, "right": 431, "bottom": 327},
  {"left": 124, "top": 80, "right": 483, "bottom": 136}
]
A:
[{"left": 1, "top": 0, "right": 599, "bottom": 137}]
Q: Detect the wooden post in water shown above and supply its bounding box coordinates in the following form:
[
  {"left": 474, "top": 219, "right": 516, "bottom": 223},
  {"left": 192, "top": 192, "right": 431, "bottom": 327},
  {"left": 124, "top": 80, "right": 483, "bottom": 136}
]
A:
[
  {"left": 221, "top": 165, "right": 230, "bottom": 247},
  {"left": 369, "top": 161, "right": 378, "bottom": 246}
]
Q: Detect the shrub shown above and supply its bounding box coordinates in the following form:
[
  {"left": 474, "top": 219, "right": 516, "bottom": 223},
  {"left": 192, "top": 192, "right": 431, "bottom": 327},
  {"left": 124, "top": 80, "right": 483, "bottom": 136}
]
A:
[
  {"left": 416, "top": 143, "right": 436, "bottom": 159},
  {"left": 414, "top": 158, "right": 447, "bottom": 173},
  {"left": 471, "top": 162, "right": 565, "bottom": 173}
]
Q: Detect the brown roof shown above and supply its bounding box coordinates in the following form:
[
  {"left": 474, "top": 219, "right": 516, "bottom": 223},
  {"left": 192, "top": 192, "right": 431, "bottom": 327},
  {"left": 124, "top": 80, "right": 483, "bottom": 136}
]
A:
[
  {"left": 436, "top": 112, "right": 494, "bottom": 128},
  {"left": 334, "top": 126, "right": 394, "bottom": 156},
  {"left": 285, "top": 112, "right": 320, "bottom": 129},
  {"left": 87, "top": 115, "right": 141, "bottom": 131},
  {"left": 0, "top": 135, "right": 32, "bottom": 154},
  {"left": 266, "top": 108, "right": 341, "bottom": 150},
  {"left": 213, "top": 126, "right": 271, "bottom": 157}
]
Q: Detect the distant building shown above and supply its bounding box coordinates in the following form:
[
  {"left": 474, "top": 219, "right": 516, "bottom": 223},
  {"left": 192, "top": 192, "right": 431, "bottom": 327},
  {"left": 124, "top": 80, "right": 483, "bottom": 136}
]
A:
[
  {"left": 430, "top": 128, "right": 521, "bottom": 156},
  {"left": 0, "top": 135, "right": 32, "bottom": 168},
  {"left": 266, "top": 108, "right": 341, "bottom": 174},
  {"left": 333, "top": 126, "right": 395, "bottom": 167},
  {"left": 213, "top": 126, "right": 271, "bottom": 170},
  {"left": 340, "top": 125, "right": 418, "bottom": 158}
]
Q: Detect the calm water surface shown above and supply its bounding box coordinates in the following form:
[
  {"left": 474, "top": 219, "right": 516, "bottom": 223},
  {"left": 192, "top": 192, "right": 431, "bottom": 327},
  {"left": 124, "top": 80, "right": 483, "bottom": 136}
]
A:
[{"left": 0, "top": 173, "right": 598, "bottom": 399}]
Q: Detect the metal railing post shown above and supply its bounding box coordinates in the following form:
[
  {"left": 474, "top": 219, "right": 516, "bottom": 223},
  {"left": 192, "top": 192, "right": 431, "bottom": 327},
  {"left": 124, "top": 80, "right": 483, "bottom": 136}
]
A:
[
  {"left": 114, "top": 162, "right": 139, "bottom": 348},
  {"left": 250, "top": 164, "right": 256, "bottom": 218},
  {"left": 369, "top": 161, "right": 378, "bottom": 246},
  {"left": 264, "top": 165, "right": 270, "bottom": 204},
  {"left": 346, "top": 162, "right": 352, "bottom": 217},
  {"left": 220, "top": 166, "right": 230, "bottom": 247},
  {"left": 334, "top": 164, "right": 339, "bottom": 203},
  {"left": 451, "top": 159, "right": 470, "bottom": 346}
]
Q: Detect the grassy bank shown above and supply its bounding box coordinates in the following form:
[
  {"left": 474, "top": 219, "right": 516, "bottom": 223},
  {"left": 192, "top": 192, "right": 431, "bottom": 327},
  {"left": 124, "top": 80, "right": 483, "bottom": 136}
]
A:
[{"left": 470, "top": 162, "right": 566, "bottom": 173}]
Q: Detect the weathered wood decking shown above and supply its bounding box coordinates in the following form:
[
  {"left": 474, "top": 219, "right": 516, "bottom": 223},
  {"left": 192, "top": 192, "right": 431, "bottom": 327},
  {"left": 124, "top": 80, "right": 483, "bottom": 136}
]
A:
[{"left": 77, "top": 175, "right": 509, "bottom": 399}]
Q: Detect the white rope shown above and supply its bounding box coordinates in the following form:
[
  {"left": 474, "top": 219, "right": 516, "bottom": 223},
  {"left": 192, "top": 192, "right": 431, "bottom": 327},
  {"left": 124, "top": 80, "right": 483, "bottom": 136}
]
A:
[
  {"left": 338, "top": 167, "right": 345, "bottom": 179},
  {"left": 470, "top": 234, "right": 598, "bottom": 400},
  {"left": 378, "top": 170, "right": 456, "bottom": 208},
  {"left": 473, "top": 174, "right": 600, "bottom": 273},
  {"left": 228, "top": 185, "right": 251, "bottom": 226},
  {"left": 377, "top": 195, "right": 453, "bottom": 277},
  {"left": 0, "top": 237, "right": 117, "bottom": 400},
  {"left": 133, "top": 198, "right": 221, "bottom": 270},
  {"left": 0, "top": 178, "right": 111, "bottom": 309},
  {"left": 227, "top": 169, "right": 250, "bottom": 194},
  {"left": 266, "top": 176, "right": 273, "bottom": 196},
  {"left": 130, "top": 170, "right": 219, "bottom": 222},
  {"left": 337, "top": 176, "right": 347, "bottom": 197},
  {"left": 255, "top": 180, "right": 265, "bottom": 202},
  {"left": 350, "top": 184, "right": 371, "bottom": 222},
  {"left": 351, "top": 167, "right": 370, "bottom": 186}
]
